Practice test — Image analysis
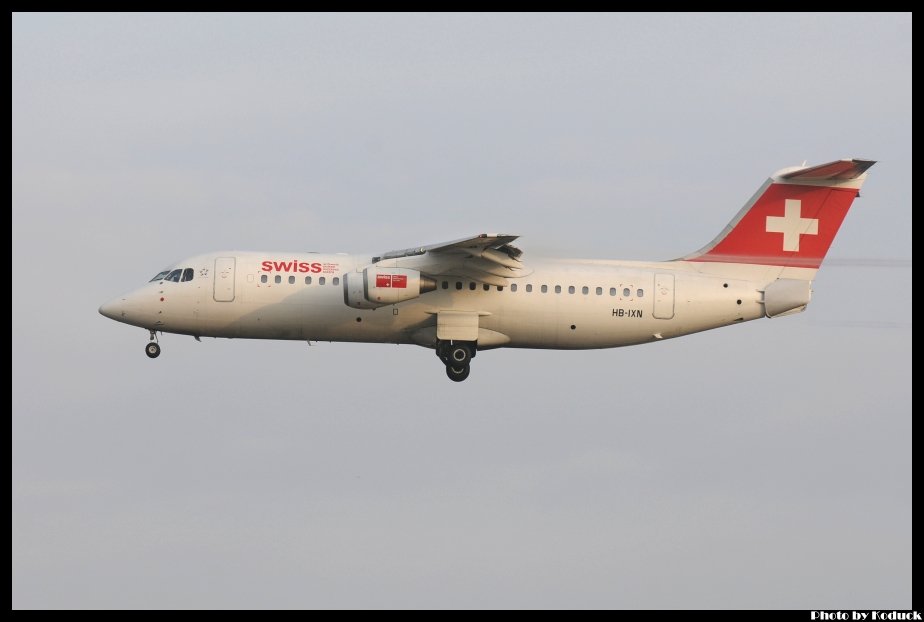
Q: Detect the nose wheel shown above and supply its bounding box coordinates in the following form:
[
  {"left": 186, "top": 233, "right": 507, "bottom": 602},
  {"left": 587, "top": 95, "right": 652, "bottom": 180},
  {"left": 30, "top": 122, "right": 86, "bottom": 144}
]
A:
[
  {"left": 437, "top": 341, "right": 475, "bottom": 382},
  {"left": 145, "top": 330, "right": 161, "bottom": 358}
]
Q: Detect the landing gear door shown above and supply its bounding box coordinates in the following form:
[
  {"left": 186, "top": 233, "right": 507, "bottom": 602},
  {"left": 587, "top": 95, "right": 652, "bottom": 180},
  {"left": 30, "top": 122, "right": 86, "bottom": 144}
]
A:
[
  {"left": 653, "top": 273, "right": 675, "bottom": 320},
  {"left": 437, "top": 310, "right": 480, "bottom": 342},
  {"left": 214, "top": 257, "right": 236, "bottom": 302}
]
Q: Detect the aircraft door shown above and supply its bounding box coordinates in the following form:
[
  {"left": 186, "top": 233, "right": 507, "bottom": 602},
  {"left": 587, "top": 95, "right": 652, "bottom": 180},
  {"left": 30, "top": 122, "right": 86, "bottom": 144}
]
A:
[
  {"left": 653, "top": 273, "right": 675, "bottom": 320},
  {"left": 214, "top": 257, "right": 236, "bottom": 302}
]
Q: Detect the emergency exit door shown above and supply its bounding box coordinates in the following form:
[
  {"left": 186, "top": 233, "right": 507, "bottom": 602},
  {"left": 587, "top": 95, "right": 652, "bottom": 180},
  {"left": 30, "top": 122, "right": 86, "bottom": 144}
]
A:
[{"left": 653, "top": 273, "right": 675, "bottom": 320}]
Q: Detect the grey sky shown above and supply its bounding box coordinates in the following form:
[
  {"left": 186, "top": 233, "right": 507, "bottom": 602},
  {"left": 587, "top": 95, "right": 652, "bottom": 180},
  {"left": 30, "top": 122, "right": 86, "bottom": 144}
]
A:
[{"left": 12, "top": 13, "right": 911, "bottom": 608}]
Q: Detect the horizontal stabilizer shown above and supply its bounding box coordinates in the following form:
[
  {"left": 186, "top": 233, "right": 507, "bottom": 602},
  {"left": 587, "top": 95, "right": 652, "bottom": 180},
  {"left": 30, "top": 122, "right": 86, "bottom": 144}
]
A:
[{"left": 779, "top": 159, "right": 876, "bottom": 181}]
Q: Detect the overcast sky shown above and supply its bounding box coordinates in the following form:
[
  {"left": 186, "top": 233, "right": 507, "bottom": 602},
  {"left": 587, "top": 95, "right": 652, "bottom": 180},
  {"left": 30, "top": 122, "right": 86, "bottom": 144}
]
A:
[{"left": 12, "top": 13, "right": 911, "bottom": 609}]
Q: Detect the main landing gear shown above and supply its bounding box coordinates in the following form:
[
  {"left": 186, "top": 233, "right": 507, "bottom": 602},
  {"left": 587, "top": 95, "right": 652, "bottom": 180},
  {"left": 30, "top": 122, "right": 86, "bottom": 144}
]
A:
[
  {"left": 437, "top": 341, "right": 475, "bottom": 382},
  {"left": 145, "top": 330, "right": 161, "bottom": 359}
]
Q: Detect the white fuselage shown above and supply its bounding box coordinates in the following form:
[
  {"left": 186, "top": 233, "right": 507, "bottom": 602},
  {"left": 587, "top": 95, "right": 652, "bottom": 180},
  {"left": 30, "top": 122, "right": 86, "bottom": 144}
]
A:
[{"left": 102, "top": 251, "right": 810, "bottom": 350}]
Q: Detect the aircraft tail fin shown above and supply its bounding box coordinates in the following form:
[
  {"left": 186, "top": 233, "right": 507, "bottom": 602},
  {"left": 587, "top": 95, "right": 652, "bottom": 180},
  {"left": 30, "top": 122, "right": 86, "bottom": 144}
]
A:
[{"left": 682, "top": 159, "right": 875, "bottom": 270}]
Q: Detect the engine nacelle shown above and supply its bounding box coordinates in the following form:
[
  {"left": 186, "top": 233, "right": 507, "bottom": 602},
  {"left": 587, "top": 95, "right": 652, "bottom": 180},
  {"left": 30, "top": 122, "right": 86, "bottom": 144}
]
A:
[{"left": 343, "top": 267, "right": 437, "bottom": 309}]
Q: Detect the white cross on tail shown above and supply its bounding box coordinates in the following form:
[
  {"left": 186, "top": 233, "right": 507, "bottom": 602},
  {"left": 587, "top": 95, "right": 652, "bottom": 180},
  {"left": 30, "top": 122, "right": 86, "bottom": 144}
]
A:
[{"left": 765, "top": 199, "right": 819, "bottom": 252}]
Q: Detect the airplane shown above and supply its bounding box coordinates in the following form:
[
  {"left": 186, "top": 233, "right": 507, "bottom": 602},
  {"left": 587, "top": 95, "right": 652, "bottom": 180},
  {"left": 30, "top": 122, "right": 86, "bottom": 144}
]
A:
[{"left": 99, "top": 158, "right": 875, "bottom": 382}]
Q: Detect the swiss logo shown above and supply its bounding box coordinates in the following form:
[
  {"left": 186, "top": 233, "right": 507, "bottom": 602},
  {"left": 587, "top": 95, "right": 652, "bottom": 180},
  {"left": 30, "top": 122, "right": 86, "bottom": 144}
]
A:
[{"left": 766, "top": 199, "right": 819, "bottom": 252}]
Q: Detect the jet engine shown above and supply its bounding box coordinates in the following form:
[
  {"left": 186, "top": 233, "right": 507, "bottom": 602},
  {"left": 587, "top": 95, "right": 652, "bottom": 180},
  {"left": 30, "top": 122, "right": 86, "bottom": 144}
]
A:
[{"left": 344, "top": 267, "right": 437, "bottom": 309}]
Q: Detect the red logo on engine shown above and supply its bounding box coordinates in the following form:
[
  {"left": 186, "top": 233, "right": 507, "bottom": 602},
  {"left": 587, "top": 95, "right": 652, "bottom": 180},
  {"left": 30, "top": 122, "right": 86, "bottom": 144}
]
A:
[{"left": 375, "top": 274, "right": 408, "bottom": 288}]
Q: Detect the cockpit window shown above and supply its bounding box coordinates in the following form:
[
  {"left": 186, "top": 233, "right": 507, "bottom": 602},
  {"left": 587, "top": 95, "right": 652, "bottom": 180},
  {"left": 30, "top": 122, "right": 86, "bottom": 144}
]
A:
[
  {"left": 181, "top": 268, "right": 194, "bottom": 282},
  {"left": 165, "top": 269, "right": 183, "bottom": 282},
  {"left": 150, "top": 270, "right": 171, "bottom": 282}
]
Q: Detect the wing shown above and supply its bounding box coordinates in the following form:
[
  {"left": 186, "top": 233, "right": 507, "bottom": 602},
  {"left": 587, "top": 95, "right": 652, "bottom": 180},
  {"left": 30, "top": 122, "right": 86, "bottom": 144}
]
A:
[{"left": 371, "top": 233, "right": 530, "bottom": 286}]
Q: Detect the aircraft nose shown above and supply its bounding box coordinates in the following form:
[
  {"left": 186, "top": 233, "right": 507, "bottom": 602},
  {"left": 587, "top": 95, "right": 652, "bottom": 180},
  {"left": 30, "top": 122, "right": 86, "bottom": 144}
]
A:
[{"left": 98, "top": 298, "right": 123, "bottom": 320}]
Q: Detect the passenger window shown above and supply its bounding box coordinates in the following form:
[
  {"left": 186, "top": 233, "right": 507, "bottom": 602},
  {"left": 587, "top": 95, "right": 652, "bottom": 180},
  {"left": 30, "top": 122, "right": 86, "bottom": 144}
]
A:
[
  {"left": 567, "top": 286, "right": 574, "bottom": 294},
  {"left": 596, "top": 287, "right": 603, "bottom": 295},
  {"left": 581, "top": 286, "right": 589, "bottom": 295},
  {"left": 469, "top": 282, "right": 476, "bottom": 290},
  {"left": 305, "top": 276, "right": 312, "bottom": 285},
  {"left": 442, "top": 281, "right": 449, "bottom": 289},
  {"left": 623, "top": 287, "right": 631, "bottom": 297},
  {"left": 261, "top": 275, "right": 268, "bottom": 283},
  {"left": 483, "top": 284, "right": 490, "bottom": 291},
  {"left": 497, "top": 286, "right": 504, "bottom": 292},
  {"left": 181, "top": 268, "right": 194, "bottom": 282},
  {"left": 610, "top": 287, "right": 617, "bottom": 296},
  {"left": 166, "top": 269, "right": 182, "bottom": 282},
  {"left": 289, "top": 275, "right": 295, "bottom": 284},
  {"left": 319, "top": 277, "right": 326, "bottom": 285},
  {"left": 541, "top": 285, "right": 548, "bottom": 293},
  {"left": 637, "top": 289, "right": 644, "bottom": 297},
  {"left": 526, "top": 284, "right": 533, "bottom": 293},
  {"left": 456, "top": 281, "right": 463, "bottom": 290},
  {"left": 511, "top": 284, "right": 518, "bottom": 292},
  {"left": 555, "top": 285, "right": 562, "bottom": 294},
  {"left": 333, "top": 277, "right": 340, "bottom": 286},
  {"left": 274, "top": 275, "right": 282, "bottom": 284}
]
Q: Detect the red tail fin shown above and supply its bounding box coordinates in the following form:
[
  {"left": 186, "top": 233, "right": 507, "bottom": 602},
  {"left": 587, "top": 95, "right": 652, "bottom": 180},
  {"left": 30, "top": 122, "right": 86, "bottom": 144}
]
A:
[{"left": 684, "top": 159, "right": 875, "bottom": 269}]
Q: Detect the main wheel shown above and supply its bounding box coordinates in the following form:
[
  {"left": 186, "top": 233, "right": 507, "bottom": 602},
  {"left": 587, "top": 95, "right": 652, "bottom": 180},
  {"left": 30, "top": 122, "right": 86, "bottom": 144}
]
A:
[
  {"left": 446, "top": 364, "right": 470, "bottom": 382},
  {"left": 447, "top": 344, "right": 472, "bottom": 367},
  {"left": 145, "top": 342, "right": 161, "bottom": 359}
]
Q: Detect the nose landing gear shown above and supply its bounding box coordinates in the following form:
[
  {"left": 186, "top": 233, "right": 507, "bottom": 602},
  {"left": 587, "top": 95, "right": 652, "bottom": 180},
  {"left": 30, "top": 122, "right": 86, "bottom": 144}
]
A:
[
  {"left": 145, "top": 330, "right": 161, "bottom": 359},
  {"left": 437, "top": 341, "right": 475, "bottom": 382}
]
